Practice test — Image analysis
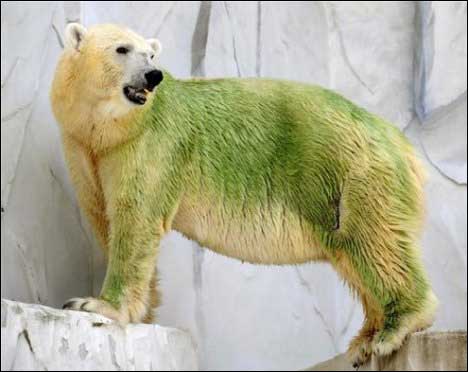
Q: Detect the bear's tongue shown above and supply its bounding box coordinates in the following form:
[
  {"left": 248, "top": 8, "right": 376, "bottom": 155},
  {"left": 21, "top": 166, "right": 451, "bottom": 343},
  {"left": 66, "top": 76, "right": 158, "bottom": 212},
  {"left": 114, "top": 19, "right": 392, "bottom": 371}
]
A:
[{"left": 123, "top": 86, "right": 148, "bottom": 105}]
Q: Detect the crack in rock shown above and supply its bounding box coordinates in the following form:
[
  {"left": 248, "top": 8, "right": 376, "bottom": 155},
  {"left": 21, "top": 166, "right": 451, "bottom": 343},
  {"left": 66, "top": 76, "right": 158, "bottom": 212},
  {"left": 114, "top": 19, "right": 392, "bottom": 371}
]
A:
[
  {"left": 1, "top": 102, "right": 33, "bottom": 123},
  {"left": 330, "top": 6, "right": 375, "bottom": 96},
  {"left": 191, "top": 1, "right": 212, "bottom": 77},
  {"left": 223, "top": 2, "right": 242, "bottom": 77},
  {"left": 51, "top": 23, "right": 64, "bottom": 49},
  {"left": 256, "top": 1, "right": 262, "bottom": 77},
  {"left": 1, "top": 56, "right": 22, "bottom": 88},
  {"left": 108, "top": 335, "right": 122, "bottom": 370},
  {"left": 19, "top": 329, "right": 34, "bottom": 354},
  {"left": 59, "top": 337, "right": 69, "bottom": 354},
  {"left": 1, "top": 302, "right": 7, "bottom": 328},
  {"left": 79, "top": 343, "right": 89, "bottom": 360},
  {"left": 154, "top": 3, "right": 177, "bottom": 36},
  {"left": 294, "top": 267, "right": 339, "bottom": 353}
]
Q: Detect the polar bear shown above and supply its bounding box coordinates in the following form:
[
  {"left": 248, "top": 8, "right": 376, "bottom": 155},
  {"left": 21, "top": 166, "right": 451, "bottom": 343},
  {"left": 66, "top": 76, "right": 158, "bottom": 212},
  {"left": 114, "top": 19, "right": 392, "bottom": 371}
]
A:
[{"left": 50, "top": 23, "right": 437, "bottom": 366}]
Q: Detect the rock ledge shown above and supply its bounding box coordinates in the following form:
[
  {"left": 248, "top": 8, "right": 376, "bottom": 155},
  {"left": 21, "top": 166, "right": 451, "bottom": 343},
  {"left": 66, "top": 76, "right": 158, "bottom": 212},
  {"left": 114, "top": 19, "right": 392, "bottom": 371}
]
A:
[
  {"left": 1, "top": 299, "right": 198, "bottom": 371},
  {"left": 306, "top": 330, "right": 467, "bottom": 371}
]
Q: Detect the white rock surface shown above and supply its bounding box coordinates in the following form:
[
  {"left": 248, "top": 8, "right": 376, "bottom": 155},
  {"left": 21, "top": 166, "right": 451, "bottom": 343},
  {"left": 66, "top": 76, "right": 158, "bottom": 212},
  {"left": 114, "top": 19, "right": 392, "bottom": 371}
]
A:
[
  {"left": 415, "top": 2, "right": 467, "bottom": 118},
  {"left": 326, "top": 1, "right": 417, "bottom": 130},
  {"left": 1, "top": 1, "right": 97, "bottom": 307},
  {"left": 419, "top": 93, "right": 467, "bottom": 184},
  {"left": 306, "top": 331, "right": 467, "bottom": 371},
  {"left": 1, "top": 299, "right": 198, "bottom": 371},
  {"left": 1, "top": 2, "right": 467, "bottom": 371},
  {"left": 415, "top": 2, "right": 467, "bottom": 184},
  {"left": 82, "top": 1, "right": 202, "bottom": 78}
]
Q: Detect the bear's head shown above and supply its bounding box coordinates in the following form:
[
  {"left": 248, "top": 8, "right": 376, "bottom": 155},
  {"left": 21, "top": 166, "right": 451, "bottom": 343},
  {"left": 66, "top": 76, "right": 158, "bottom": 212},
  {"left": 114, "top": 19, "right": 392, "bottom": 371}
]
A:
[
  {"left": 64, "top": 23, "right": 163, "bottom": 106},
  {"left": 51, "top": 23, "right": 163, "bottom": 148}
]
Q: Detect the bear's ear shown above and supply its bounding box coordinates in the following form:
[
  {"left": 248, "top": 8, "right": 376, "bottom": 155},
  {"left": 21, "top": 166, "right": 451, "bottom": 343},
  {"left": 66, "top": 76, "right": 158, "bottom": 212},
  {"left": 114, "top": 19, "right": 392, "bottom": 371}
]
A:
[
  {"left": 65, "top": 23, "right": 87, "bottom": 51},
  {"left": 147, "top": 38, "right": 162, "bottom": 56}
]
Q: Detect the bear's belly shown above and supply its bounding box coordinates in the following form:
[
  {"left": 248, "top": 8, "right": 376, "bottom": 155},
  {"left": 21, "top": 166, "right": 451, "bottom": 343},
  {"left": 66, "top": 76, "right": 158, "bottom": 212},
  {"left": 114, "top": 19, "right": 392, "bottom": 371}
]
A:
[{"left": 171, "top": 194, "right": 326, "bottom": 265}]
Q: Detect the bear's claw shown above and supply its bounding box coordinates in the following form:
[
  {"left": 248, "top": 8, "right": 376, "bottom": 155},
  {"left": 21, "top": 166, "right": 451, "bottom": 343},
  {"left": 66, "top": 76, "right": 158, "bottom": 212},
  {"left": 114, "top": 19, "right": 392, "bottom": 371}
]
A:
[{"left": 62, "top": 297, "right": 127, "bottom": 323}]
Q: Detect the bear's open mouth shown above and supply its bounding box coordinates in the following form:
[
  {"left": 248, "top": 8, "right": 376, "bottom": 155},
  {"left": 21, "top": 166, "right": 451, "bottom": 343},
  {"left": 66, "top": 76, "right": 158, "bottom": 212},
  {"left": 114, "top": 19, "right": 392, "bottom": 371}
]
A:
[{"left": 123, "top": 86, "right": 149, "bottom": 105}]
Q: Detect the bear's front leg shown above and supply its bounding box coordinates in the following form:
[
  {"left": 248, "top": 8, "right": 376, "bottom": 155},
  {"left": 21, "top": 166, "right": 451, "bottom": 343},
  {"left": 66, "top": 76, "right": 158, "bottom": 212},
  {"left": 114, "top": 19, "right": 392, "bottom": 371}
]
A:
[{"left": 63, "top": 189, "right": 165, "bottom": 324}]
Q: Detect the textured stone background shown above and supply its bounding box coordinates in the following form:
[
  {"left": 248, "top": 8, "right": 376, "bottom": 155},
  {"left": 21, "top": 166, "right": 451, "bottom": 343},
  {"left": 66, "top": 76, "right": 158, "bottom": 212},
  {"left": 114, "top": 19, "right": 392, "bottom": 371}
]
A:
[{"left": 1, "top": 1, "right": 466, "bottom": 370}]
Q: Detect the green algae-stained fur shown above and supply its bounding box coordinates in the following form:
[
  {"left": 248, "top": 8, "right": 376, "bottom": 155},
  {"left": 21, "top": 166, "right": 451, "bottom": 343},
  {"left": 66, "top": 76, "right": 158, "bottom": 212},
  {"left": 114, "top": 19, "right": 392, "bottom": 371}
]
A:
[
  {"left": 119, "top": 72, "right": 437, "bottom": 361},
  {"left": 102, "top": 72, "right": 432, "bottom": 316}
]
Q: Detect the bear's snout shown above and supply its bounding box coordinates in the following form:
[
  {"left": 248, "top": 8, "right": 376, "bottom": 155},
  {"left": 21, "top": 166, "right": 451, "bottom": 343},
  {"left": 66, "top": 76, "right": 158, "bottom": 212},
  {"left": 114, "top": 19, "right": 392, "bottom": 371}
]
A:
[{"left": 144, "top": 70, "right": 163, "bottom": 91}]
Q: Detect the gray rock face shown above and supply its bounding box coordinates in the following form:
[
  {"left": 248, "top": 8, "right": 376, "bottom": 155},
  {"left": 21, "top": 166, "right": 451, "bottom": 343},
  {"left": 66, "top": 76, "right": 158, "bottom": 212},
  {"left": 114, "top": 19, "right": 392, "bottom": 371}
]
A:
[
  {"left": 415, "top": 2, "right": 467, "bottom": 184},
  {"left": 307, "top": 331, "right": 468, "bottom": 371},
  {"left": 1, "top": 299, "right": 198, "bottom": 371}
]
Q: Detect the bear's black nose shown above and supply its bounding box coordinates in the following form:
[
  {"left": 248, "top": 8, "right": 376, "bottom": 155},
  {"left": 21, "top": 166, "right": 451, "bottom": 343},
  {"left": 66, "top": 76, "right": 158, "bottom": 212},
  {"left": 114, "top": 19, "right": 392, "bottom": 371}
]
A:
[{"left": 144, "top": 69, "right": 163, "bottom": 91}]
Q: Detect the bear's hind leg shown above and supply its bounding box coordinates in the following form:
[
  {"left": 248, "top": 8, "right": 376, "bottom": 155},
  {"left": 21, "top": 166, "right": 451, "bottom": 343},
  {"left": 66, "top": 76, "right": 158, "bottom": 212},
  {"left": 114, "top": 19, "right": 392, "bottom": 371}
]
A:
[
  {"left": 331, "top": 240, "right": 436, "bottom": 364},
  {"left": 333, "top": 233, "right": 437, "bottom": 360},
  {"left": 372, "top": 278, "right": 438, "bottom": 356},
  {"left": 326, "top": 156, "right": 438, "bottom": 360},
  {"left": 332, "top": 252, "right": 384, "bottom": 367}
]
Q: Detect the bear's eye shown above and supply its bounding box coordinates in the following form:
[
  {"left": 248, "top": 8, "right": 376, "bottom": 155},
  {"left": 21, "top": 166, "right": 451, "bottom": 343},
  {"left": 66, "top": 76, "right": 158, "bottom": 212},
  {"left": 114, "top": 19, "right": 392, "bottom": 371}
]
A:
[
  {"left": 116, "top": 47, "right": 129, "bottom": 54},
  {"left": 150, "top": 54, "right": 155, "bottom": 60}
]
